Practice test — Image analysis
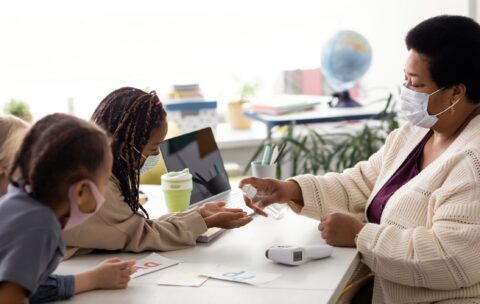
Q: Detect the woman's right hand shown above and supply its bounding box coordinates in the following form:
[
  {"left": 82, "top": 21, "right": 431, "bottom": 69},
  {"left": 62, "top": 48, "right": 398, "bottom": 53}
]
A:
[{"left": 238, "top": 177, "right": 303, "bottom": 216}]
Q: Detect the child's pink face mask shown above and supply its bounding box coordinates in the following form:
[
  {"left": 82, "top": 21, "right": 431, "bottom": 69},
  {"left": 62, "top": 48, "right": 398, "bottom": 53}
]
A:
[{"left": 63, "top": 181, "right": 105, "bottom": 231}]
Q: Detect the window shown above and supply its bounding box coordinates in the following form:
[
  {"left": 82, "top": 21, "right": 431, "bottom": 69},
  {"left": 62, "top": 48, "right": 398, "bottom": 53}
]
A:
[{"left": 0, "top": 0, "right": 469, "bottom": 119}]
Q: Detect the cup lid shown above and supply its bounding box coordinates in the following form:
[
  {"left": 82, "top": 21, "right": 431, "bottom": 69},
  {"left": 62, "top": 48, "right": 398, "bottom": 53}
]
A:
[{"left": 161, "top": 168, "right": 192, "bottom": 182}]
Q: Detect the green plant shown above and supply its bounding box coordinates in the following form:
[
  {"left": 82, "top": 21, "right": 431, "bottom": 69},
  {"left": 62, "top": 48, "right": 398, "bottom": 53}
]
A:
[
  {"left": 238, "top": 81, "right": 260, "bottom": 102},
  {"left": 4, "top": 99, "right": 31, "bottom": 118},
  {"left": 244, "top": 94, "right": 399, "bottom": 178}
]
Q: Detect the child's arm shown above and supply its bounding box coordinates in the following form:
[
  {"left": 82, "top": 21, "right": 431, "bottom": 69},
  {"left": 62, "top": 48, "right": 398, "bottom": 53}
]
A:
[
  {"left": 0, "top": 282, "right": 28, "bottom": 304},
  {"left": 31, "top": 258, "right": 135, "bottom": 303},
  {"left": 75, "top": 258, "right": 135, "bottom": 293},
  {"left": 30, "top": 275, "right": 75, "bottom": 303}
]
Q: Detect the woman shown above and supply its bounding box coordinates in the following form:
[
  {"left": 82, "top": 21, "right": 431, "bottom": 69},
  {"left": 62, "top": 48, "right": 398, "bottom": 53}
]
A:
[
  {"left": 63, "top": 87, "right": 252, "bottom": 258},
  {"left": 240, "top": 15, "right": 480, "bottom": 303}
]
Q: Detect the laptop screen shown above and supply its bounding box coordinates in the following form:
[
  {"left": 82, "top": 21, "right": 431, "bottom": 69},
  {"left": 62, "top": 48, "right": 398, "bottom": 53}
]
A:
[{"left": 159, "top": 127, "right": 231, "bottom": 206}]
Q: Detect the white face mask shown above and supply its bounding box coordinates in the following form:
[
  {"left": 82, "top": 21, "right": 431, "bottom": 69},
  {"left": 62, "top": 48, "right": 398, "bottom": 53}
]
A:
[
  {"left": 139, "top": 153, "right": 161, "bottom": 174},
  {"left": 126, "top": 146, "right": 161, "bottom": 174},
  {"left": 400, "top": 85, "right": 461, "bottom": 128},
  {"left": 132, "top": 146, "right": 160, "bottom": 174}
]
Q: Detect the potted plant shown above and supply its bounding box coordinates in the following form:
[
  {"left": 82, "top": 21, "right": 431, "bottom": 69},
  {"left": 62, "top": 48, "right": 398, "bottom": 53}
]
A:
[
  {"left": 4, "top": 99, "right": 32, "bottom": 123},
  {"left": 227, "top": 82, "right": 260, "bottom": 129},
  {"left": 245, "top": 93, "right": 399, "bottom": 178}
]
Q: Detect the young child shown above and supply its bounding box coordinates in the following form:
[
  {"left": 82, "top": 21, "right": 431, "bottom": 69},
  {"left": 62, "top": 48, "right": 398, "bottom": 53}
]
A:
[
  {"left": 0, "top": 114, "right": 135, "bottom": 303},
  {"left": 63, "top": 87, "right": 253, "bottom": 258},
  {"left": 0, "top": 115, "right": 29, "bottom": 195}
]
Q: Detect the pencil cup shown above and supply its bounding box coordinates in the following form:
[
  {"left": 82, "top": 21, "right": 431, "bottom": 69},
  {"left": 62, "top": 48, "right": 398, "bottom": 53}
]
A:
[
  {"left": 251, "top": 161, "right": 275, "bottom": 178},
  {"left": 161, "top": 169, "right": 192, "bottom": 213},
  {"left": 250, "top": 161, "right": 288, "bottom": 220}
]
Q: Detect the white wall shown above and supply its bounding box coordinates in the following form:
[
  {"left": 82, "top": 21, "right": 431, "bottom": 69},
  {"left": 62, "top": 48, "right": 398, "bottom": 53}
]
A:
[
  {"left": 0, "top": 0, "right": 469, "bottom": 120},
  {"left": 472, "top": 0, "right": 480, "bottom": 20}
]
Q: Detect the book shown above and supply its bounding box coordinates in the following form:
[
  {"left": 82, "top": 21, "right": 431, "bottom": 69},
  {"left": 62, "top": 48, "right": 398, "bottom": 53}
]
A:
[
  {"left": 284, "top": 68, "right": 323, "bottom": 95},
  {"left": 169, "top": 83, "right": 204, "bottom": 100},
  {"left": 246, "top": 95, "right": 328, "bottom": 115}
]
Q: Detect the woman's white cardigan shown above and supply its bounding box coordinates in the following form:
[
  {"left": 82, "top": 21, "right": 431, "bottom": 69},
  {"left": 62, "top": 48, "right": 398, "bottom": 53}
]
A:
[{"left": 290, "top": 117, "right": 480, "bottom": 303}]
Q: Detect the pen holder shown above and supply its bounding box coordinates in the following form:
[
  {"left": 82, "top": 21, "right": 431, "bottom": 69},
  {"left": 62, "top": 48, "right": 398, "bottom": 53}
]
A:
[{"left": 251, "top": 161, "right": 276, "bottom": 178}]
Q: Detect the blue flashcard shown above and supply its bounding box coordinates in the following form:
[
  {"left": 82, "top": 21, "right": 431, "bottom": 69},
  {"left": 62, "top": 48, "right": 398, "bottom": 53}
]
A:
[{"left": 201, "top": 266, "right": 280, "bottom": 285}]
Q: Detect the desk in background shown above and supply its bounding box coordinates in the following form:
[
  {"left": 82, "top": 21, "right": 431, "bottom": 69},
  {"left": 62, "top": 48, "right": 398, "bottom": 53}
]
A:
[
  {"left": 244, "top": 97, "right": 391, "bottom": 138},
  {"left": 54, "top": 185, "right": 359, "bottom": 304}
]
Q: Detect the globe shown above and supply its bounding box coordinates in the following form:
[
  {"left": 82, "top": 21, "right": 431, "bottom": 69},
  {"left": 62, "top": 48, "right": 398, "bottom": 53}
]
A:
[{"left": 321, "top": 30, "right": 372, "bottom": 107}]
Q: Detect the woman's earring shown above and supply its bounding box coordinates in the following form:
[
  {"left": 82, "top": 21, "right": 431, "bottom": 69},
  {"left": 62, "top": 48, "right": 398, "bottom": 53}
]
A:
[{"left": 450, "top": 100, "right": 456, "bottom": 114}]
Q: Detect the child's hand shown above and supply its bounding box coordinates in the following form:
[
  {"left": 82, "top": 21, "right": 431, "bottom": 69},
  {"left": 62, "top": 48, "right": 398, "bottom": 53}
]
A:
[
  {"left": 199, "top": 202, "right": 244, "bottom": 218},
  {"left": 204, "top": 211, "right": 253, "bottom": 229},
  {"left": 199, "top": 202, "right": 253, "bottom": 229},
  {"left": 90, "top": 258, "right": 135, "bottom": 290}
]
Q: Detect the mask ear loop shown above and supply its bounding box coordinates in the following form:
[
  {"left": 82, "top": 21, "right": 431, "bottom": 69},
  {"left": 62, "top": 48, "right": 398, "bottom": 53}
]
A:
[
  {"left": 132, "top": 146, "right": 147, "bottom": 160},
  {"left": 435, "top": 97, "right": 461, "bottom": 117}
]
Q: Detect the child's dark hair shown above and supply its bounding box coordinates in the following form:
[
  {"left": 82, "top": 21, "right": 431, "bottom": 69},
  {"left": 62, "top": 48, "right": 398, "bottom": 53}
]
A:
[
  {"left": 91, "top": 87, "right": 167, "bottom": 218},
  {"left": 9, "top": 113, "right": 111, "bottom": 205}
]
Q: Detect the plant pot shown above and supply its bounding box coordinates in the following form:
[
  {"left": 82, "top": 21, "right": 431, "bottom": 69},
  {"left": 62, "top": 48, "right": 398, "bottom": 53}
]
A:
[{"left": 227, "top": 101, "right": 252, "bottom": 129}]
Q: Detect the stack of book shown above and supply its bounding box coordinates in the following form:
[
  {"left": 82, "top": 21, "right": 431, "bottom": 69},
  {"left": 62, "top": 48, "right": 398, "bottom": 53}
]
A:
[
  {"left": 245, "top": 95, "right": 327, "bottom": 116},
  {"left": 163, "top": 83, "right": 218, "bottom": 134},
  {"left": 168, "top": 84, "right": 204, "bottom": 101}
]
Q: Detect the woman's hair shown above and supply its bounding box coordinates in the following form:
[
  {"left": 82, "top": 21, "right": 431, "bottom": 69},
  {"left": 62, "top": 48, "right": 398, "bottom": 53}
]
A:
[
  {"left": 91, "top": 87, "right": 167, "bottom": 218},
  {"left": 0, "top": 115, "right": 30, "bottom": 171},
  {"left": 405, "top": 15, "right": 480, "bottom": 103},
  {"left": 9, "top": 113, "right": 111, "bottom": 206}
]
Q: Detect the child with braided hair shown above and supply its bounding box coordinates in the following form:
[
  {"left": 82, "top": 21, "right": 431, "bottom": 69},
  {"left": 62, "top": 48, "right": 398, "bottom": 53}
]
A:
[{"left": 63, "top": 87, "right": 252, "bottom": 258}]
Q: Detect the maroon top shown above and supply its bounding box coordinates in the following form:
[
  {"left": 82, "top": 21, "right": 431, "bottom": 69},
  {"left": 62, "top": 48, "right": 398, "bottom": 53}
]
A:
[{"left": 367, "top": 130, "right": 433, "bottom": 224}]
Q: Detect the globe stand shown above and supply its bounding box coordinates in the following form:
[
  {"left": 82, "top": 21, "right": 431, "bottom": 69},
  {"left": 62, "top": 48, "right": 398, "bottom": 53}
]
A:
[{"left": 329, "top": 91, "right": 362, "bottom": 108}]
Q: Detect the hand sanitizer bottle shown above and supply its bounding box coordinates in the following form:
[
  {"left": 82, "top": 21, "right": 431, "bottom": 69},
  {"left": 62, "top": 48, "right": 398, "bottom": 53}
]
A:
[{"left": 241, "top": 184, "right": 288, "bottom": 220}]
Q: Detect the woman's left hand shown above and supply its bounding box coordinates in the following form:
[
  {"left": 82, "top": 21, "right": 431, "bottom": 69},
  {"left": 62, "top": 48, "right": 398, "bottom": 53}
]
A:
[{"left": 319, "top": 212, "right": 365, "bottom": 247}]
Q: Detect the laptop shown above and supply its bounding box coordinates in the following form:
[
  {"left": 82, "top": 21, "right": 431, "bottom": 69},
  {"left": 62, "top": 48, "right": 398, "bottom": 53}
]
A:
[{"left": 159, "top": 127, "right": 253, "bottom": 242}]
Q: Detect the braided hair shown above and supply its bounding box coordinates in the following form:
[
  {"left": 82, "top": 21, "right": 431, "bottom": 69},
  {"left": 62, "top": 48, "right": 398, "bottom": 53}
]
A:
[
  {"left": 91, "top": 87, "right": 167, "bottom": 218},
  {"left": 9, "top": 113, "right": 111, "bottom": 206}
]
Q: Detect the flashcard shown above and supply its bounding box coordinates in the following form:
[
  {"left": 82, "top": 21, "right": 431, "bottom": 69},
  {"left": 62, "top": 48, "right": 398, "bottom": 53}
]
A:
[
  {"left": 131, "top": 253, "right": 179, "bottom": 279},
  {"left": 201, "top": 266, "right": 280, "bottom": 285},
  {"left": 156, "top": 263, "right": 217, "bottom": 287}
]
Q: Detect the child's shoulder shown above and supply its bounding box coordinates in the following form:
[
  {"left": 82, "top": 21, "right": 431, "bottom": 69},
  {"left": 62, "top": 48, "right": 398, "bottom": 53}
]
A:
[
  {"left": 0, "top": 186, "right": 60, "bottom": 235},
  {"left": 0, "top": 191, "right": 62, "bottom": 259}
]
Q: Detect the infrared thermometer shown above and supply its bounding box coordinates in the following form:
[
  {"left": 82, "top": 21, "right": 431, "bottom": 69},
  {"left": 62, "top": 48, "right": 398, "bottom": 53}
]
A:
[{"left": 265, "top": 245, "right": 333, "bottom": 266}]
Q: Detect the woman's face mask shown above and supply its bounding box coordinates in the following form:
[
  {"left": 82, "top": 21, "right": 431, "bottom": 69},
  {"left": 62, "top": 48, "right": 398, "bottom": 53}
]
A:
[
  {"left": 64, "top": 181, "right": 105, "bottom": 230},
  {"left": 399, "top": 85, "right": 461, "bottom": 128}
]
